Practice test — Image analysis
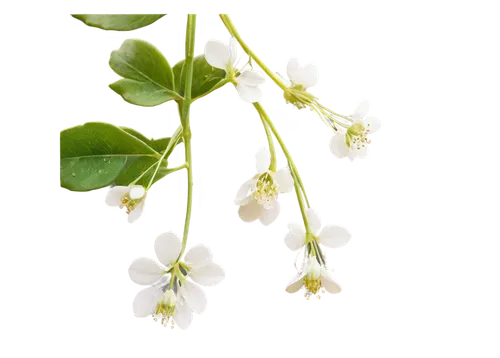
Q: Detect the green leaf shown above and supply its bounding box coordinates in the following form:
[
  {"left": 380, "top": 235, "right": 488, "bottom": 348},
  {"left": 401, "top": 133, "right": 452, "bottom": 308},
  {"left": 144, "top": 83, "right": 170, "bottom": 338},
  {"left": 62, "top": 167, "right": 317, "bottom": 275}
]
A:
[
  {"left": 173, "top": 55, "right": 226, "bottom": 100},
  {"left": 109, "top": 39, "right": 178, "bottom": 106},
  {"left": 72, "top": 14, "right": 165, "bottom": 31},
  {"left": 120, "top": 127, "right": 176, "bottom": 152},
  {"left": 58, "top": 120, "right": 171, "bottom": 192}
]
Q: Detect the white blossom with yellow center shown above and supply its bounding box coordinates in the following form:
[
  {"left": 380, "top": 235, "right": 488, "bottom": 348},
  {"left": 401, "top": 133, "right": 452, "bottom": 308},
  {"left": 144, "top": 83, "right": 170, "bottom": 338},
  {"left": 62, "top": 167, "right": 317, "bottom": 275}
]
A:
[{"left": 105, "top": 185, "right": 147, "bottom": 223}]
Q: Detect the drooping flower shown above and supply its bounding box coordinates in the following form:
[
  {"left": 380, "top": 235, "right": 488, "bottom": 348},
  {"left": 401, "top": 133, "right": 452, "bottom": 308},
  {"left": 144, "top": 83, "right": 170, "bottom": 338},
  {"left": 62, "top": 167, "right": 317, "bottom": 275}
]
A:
[
  {"left": 204, "top": 37, "right": 265, "bottom": 103},
  {"left": 285, "top": 57, "right": 321, "bottom": 89},
  {"left": 284, "top": 208, "right": 350, "bottom": 298},
  {"left": 129, "top": 232, "right": 225, "bottom": 329},
  {"left": 284, "top": 208, "right": 351, "bottom": 251},
  {"left": 105, "top": 185, "right": 147, "bottom": 223},
  {"left": 235, "top": 148, "right": 294, "bottom": 226},
  {"left": 330, "top": 101, "right": 382, "bottom": 161}
]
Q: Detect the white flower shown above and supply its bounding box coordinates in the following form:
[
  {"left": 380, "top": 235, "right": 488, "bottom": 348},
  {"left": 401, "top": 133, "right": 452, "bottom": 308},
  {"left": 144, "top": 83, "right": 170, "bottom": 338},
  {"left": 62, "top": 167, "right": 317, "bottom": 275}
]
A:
[
  {"left": 284, "top": 208, "right": 350, "bottom": 298},
  {"left": 204, "top": 37, "right": 265, "bottom": 103},
  {"left": 284, "top": 208, "right": 351, "bottom": 251},
  {"left": 105, "top": 185, "right": 147, "bottom": 223},
  {"left": 330, "top": 101, "right": 382, "bottom": 161},
  {"left": 129, "top": 232, "right": 225, "bottom": 330},
  {"left": 235, "top": 148, "right": 294, "bottom": 226},
  {"left": 286, "top": 58, "right": 319, "bottom": 90}
]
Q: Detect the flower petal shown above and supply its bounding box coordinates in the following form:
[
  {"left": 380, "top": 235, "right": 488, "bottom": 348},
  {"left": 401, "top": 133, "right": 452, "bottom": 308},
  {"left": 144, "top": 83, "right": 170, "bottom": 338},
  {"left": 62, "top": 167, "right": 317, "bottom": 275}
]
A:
[
  {"left": 256, "top": 147, "right": 271, "bottom": 174},
  {"left": 238, "top": 199, "right": 263, "bottom": 222},
  {"left": 364, "top": 116, "right": 381, "bottom": 134},
  {"left": 330, "top": 134, "right": 349, "bottom": 158},
  {"left": 351, "top": 100, "right": 369, "bottom": 120},
  {"left": 236, "top": 83, "right": 262, "bottom": 103},
  {"left": 285, "top": 271, "right": 306, "bottom": 293},
  {"left": 185, "top": 245, "right": 213, "bottom": 269},
  {"left": 284, "top": 232, "right": 305, "bottom": 251},
  {"left": 128, "top": 258, "right": 165, "bottom": 285},
  {"left": 189, "top": 263, "right": 225, "bottom": 286},
  {"left": 307, "top": 208, "right": 321, "bottom": 234},
  {"left": 181, "top": 281, "right": 207, "bottom": 314},
  {"left": 235, "top": 179, "right": 256, "bottom": 205},
  {"left": 287, "top": 58, "right": 300, "bottom": 82},
  {"left": 319, "top": 225, "right": 351, "bottom": 248},
  {"left": 228, "top": 37, "right": 237, "bottom": 67},
  {"left": 294, "top": 63, "right": 318, "bottom": 89},
  {"left": 155, "top": 232, "right": 182, "bottom": 266},
  {"left": 204, "top": 40, "right": 230, "bottom": 70},
  {"left": 128, "top": 199, "right": 145, "bottom": 223},
  {"left": 288, "top": 222, "right": 305, "bottom": 237},
  {"left": 259, "top": 200, "right": 280, "bottom": 226},
  {"left": 238, "top": 70, "right": 265, "bottom": 86},
  {"left": 321, "top": 268, "right": 342, "bottom": 294},
  {"left": 129, "top": 185, "right": 146, "bottom": 200},
  {"left": 133, "top": 286, "right": 164, "bottom": 317},
  {"left": 274, "top": 168, "right": 294, "bottom": 193},
  {"left": 173, "top": 300, "right": 193, "bottom": 330},
  {"left": 105, "top": 186, "right": 129, "bottom": 206}
]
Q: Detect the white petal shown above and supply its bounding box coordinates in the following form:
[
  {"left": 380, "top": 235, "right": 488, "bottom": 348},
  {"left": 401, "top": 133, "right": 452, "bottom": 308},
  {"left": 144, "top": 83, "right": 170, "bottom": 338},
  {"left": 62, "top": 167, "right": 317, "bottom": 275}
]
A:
[
  {"left": 173, "top": 300, "right": 193, "bottom": 330},
  {"left": 351, "top": 100, "right": 369, "bottom": 120},
  {"left": 284, "top": 232, "right": 305, "bottom": 251},
  {"left": 105, "top": 186, "right": 129, "bottom": 206},
  {"left": 128, "top": 258, "right": 165, "bottom": 285},
  {"left": 288, "top": 222, "right": 305, "bottom": 237},
  {"left": 189, "top": 263, "right": 225, "bottom": 286},
  {"left": 256, "top": 147, "right": 271, "bottom": 174},
  {"left": 274, "top": 168, "right": 294, "bottom": 193},
  {"left": 155, "top": 232, "right": 182, "bottom": 266},
  {"left": 294, "top": 63, "right": 318, "bottom": 89},
  {"left": 321, "top": 268, "right": 342, "bottom": 294},
  {"left": 330, "top": 134, "right": 349, "bottom": 158},
  {"left": 235, "top": 179, "right": 256, "bottom": 205},
  {"left": 259, "top": 200, "right": 280, "bottom": 226},
  {"left": 285, "top": 271, "right": 306, "bottom": 293},
  {"left": 319, "top": 225, "right": 351, "bottom": 248},
  {"left": 364, "top": 116, "right": 381, "bottom": 134},
  {"left": 238, "top": 199, "right": 263, "bottom": 222},
  {"left": 307, "top": 208, "right": 321, "bottom": 234},
  {"left": 351, "top": 146, "right": 368, "bottom": 160},
  {"left": 185, "top": 245, "right": 213, "bottom": 269},
  {"left": 129, "top": 185, "right": 146, "bottom": 200},
  {"left": 238, "top": 70, "right": 265, "bottom": 86},
  {"left": 228, "top": 37, "right": 237, "bottom": 67},
  {"left": 287, "top": 58, "right": 300, "bottom": 82},
  {"left": 204, "top": 40, "right": 230, "bottom": 70},
  {"left": 181, "top": 281, "right": 207, "bottom": 314},
  {"left": 237, "top": 83, "right": 262, "bottom": 103},
  {"left": 128, "top": 199, "right": 145, "bottom": 223},
  {"left": 133, "top": 286, "right": 163, "bottom": 317}
]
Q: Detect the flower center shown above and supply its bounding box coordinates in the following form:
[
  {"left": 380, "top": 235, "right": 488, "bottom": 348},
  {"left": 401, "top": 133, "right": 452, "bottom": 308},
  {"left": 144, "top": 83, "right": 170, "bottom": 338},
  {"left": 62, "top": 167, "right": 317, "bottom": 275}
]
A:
[
  {"left": 347, "top": 122, "right": 372, "bottom": 151},
  {"left": 152, "top": 301, "right": 175, "bottom": 329},
  {"left": 252, "top": 172, "right": 279, "bottom": 208},
  {"left": 120, "top": 195, "right": 143, "bottom": 214}
]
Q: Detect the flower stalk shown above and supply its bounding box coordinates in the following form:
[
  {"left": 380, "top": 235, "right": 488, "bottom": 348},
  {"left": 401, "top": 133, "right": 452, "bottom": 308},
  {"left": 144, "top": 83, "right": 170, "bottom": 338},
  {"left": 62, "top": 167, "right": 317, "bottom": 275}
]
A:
[{"left": 179, "top": 14, "right": 197, "bottom": 261}]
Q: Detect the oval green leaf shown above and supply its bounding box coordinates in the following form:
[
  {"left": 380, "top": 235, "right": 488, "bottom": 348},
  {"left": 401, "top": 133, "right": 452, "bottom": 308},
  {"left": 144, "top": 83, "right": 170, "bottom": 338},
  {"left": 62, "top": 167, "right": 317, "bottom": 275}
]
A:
[
  {"left": 109, "top": 39, "right": 178, "bottom": 106},
  {"left": 72, "top": 14, "right": 165, "bottom": 31},
  {"left": 173, "top": 55, "right": 226, "bottom": 100}
]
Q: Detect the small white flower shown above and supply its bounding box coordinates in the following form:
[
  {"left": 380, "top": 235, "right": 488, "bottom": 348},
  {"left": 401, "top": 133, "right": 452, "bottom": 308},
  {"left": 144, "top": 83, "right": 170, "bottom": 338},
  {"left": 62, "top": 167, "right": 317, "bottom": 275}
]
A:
[
  {"left": 286, "top": 58, "right": 319, "bottom": 90},
  {"left": 105, "top": 185, "right": 147, "bottom": 223},
  {"left": 204, "top": 37, "right": 265, "bottom": 103},
  {"left": 129, "top": 232, "right": 225, "bottom": 330},
  {"left": 235, "top": 148, "right": 294, "bottom": 226},
  {"left": 284, "top": 208, "right": 351, "bottom": 251},
  {"left": 284, "top": 208, "right": 349, "bottom": 298},
  {"left": 330, "top": 101, "right": 382, "bottom": 161}
]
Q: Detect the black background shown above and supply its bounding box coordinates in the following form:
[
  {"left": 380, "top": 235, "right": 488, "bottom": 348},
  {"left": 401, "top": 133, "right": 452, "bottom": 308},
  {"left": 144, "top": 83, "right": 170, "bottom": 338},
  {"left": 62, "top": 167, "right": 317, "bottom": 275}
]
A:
[{"left": 54, "top": 3, "right": 395, "bottom": 339}]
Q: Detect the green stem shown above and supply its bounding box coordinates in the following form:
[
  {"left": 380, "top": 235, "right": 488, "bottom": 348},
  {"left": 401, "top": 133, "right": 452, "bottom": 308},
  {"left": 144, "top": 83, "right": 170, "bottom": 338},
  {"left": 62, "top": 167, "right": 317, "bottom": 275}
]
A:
[
  {"left": 220, "top": 14, "right": 287, "bottom": 91},
  {"left": 253, "top": 103, "right": 277, "bottom": 171},
  {"left": 254, "top": 102, "right": 312, "bottom": 232},
  {"left": 178, "top": 14, "right": 196, "bottom": 261}
]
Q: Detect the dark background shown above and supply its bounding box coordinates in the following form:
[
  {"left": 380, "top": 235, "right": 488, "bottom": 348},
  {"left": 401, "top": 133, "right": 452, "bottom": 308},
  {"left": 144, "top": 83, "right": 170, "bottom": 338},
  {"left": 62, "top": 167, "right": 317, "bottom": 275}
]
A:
[{"left": 54, "top": 3, "right": 397, "bottom": 338}]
